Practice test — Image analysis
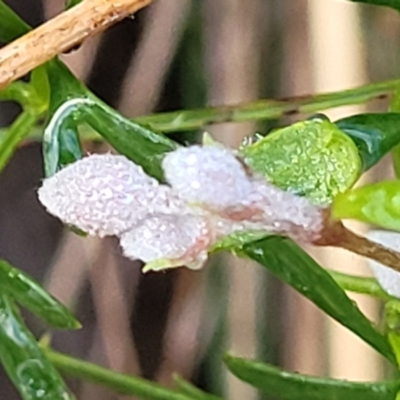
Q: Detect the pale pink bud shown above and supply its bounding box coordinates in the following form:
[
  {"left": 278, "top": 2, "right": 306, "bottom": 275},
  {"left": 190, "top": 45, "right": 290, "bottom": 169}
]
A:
[
  {"left": 162, "top": 145, "right": 253, "bottom": 210},
  {"left": 367, "top": 230, "right": 400, "bottom": 298},
  {"left": 38, "top": 154, "right": 185, "bottom": 237},
  {"left": 119, "top": 214, "right": 212, "bottom": 271}
]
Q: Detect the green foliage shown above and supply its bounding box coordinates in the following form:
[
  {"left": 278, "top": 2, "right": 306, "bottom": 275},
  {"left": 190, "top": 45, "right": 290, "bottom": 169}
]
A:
[
  {"left": 333, "top": 181, "right": 400, "bottom": 231},
  {"left": 224, "top": 354, "right": 400, "bottom": 400},
  {"left": 241, "top": 236, "right": 396, "bottom": 364},
  {"left": 0, "top": 295, "right": 74, "bottom": 400},
  {"left": 240, "top": 118, "right": 361, "bottom": 204},
  {"left": 2, "top": 0, "right": 400, "bottom": 399},
  {"left": 336, "top": 113, "right": 400, "bottom": 171}
]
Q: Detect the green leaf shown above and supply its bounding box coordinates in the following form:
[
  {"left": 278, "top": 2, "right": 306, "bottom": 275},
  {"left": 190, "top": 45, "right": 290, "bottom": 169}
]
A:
[
  {"left": 336, "top": 113, "right": 400, "bottom": 171},
  {"left": 333, "top": 180, "right": 400, "bottom": 232},
  {"left": 44, "top": 60, "right": 177, "bottom": 179},
  {"left": 0, "top": 260, "right": 80, "bottom": 329},
  {"left": 0, "top": 110, "right": 41, "bottom": 172},
  {"left": 173, "top": 375, "right": 222, "bottom": 400},
  {"left": 45, "top": 349, "right": 198, "bottom": 400},
  {"left": 0, "top": 295, "right": 75, "bottom": 400},
  {"left": 240, "top": 118, "right": 361, "bottom": 205},
  {"left": 348, "top": 0, "right": 400, "bottom": 12},
  {"left": 224, "top": 354, "right": 400, "bottom": 400},
  {"left": 0, "top": 1, "right": 30, "bottom": 43},
  {"left": 241, "top": 236, "right": 396, "bottom": 363}
]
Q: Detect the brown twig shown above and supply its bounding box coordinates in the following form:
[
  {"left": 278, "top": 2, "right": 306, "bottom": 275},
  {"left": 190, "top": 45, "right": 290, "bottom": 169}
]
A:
[
  {"left": 0, "top": 0, "right": 152, "bottom": 90},
  {"left": 314, "top": 217, "right": 400, "bottom": 273}
]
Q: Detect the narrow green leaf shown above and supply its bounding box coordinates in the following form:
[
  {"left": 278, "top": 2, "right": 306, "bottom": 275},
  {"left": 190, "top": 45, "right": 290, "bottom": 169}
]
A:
[
  {"left": 240, "top": 118, "right": 361, "bottom": 204},
  {"left": 0, "top": 260, "right": 80, "bottom": 329},
  {"left": 224, "top": 354, "right": 400, "bottom": 400},
  {"left": 45, "top": 349, "right": 198, "bottom": 400},
  {"left": 242, "top": 236, "right": 396, "bottom": 363},
  {"left": 0, "top": 295, "right": 74, "bottom": 400},
  {"left": 349, "top": 0, "right": 400, "bottom": 12},
  {"left": 0, "top": 110, "right": 41, "bottom": 172},
  {"left": 336, "top": 113, "right": 400, "bottom": 171},
  {"left": 0, "top": 0, "right": 30, "bottom": 43},
  {"left": 44, "top": 60, "right": 177, "bottom": 179},
  {"left": 333, "top": 180, "right": 400, "bottom": 232},
  {"left": 173, "top": 375, "right": 222, "bottom": 400}
]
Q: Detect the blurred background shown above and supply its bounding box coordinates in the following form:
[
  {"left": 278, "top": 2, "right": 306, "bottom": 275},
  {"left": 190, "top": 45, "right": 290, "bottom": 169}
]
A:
[{"left": 0, "top": 0, "right": 399, "bottom": 398}]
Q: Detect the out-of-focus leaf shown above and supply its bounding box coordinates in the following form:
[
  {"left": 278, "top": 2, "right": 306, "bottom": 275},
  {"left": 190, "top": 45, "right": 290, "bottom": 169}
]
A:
[
  {"left": 240, "top": 118, "right": 361, "bottom": 205},
  {"left": 44, "top": 60, "right": 177, "bottom": 179},
  {"left": 0, "top": 260, "right": 80, "bottom": 329},
  {"left": 45, "top": 349, "right": 198, "bottom": 400},
  {"left": 0, "top": 0, "right": 30, "bottom": 42},
  {"left": 224, "top": 354, "right": 400, "bottom": 400},
  {"left": 336, "top": 113, "right": 400, "bottom": 171},
  {"left": 30, "top": 66, "right": 50, "bottom": 111},
  {"left": 241, "top": 236, "right": 396, "bottom": 363},
  {"left": 0, "top": 110, "right": 40, "bottom": 172},
  {"left": 333, "top": 181, "right": 400, "bottom": 232},
  {"left": 173, "top": 375, "right": 222, "bottom": 400},
  {"left": 348, "top": 0, "right": 400, "bottom": 12},
  {"left": 0, "top": 295, "right": 75, "bottom": 400}
]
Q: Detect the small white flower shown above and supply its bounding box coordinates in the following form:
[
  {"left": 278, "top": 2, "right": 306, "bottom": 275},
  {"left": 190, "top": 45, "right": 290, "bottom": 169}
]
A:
[{"left": 367, "top": 230, "right": 400, "bottom": 298}]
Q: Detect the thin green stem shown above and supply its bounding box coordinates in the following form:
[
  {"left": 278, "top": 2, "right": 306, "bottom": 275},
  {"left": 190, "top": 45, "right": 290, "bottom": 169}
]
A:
[
  {"left": 0, "top": 110, "right": 41, "bottom": 172},
  {"left": 4, "top": 78, "right": 398, "bottom": 140},
  {"left": 45, "top": 349, "right": 193, "bottom": 400},
  {"left": 327, "top": 269, "right": 392, "bottom": 301}
]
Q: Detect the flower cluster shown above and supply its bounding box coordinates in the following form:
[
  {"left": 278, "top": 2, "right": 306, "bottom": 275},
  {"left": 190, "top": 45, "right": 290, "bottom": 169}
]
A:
[{"left": 38, "top": 145, "right": 325, "bottom": 272}]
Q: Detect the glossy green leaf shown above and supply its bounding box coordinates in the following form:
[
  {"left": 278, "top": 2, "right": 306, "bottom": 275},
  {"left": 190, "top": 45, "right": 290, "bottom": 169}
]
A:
[
  {"left": 240, "top": 118, "right": 361, "bottom": 204},
  {"left": 0, "top": 1, "right": 30, "bottom": 43},
  {"left": 0, "top": 295, "right": 75, "bottom": 400},
  {"left": 224, "top": 354, "right": 400, "bottom": 400},
  {"left": 336, "top": 113, "right": 400, "bottom": 171},
  {"left": 44, "top": 60, "right": 177, "bottom": 179},
  {"left": 241, "top": 236, "right": 396, "bottom": 363},
  {"left": 173, "top": 375, "right": 222, "bottom": 400},
  {"left": 348, "top": 0, "right": 400, "bottom": 12},
  {"left": 0, "top": 260, "right": 80, "bottom": 329},
  {"left": 333, "top": 180, "right": 400, "bottom": 232}
]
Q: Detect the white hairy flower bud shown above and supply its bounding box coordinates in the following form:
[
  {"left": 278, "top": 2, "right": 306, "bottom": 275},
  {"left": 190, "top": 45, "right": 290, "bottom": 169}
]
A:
[
  {"left": 38, "top": 154, "right": 185, "bottom": 237},
  {"left": 162, "top": 145, "right": 253, "bottom": 210},
  {"left": 367, "top": 230, "right": 400, "bottom": 298},
  {"left": 119, "top": 214, "right": 212, "bottom": 271}
]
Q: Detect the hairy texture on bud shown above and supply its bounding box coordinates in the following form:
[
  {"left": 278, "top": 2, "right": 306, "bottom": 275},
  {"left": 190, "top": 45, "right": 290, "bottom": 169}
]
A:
[
  {"left": 119, "top": 214, "right": 212, "bottom": 270},
  {"left": 38, "top": 154, "right": 185, "bottom": 237},
  {"left": 367, "top": 230, "right": 400, "bottom": 298},
  {"left": 162, "top": 145, "right": 253, "bottom": 210}
]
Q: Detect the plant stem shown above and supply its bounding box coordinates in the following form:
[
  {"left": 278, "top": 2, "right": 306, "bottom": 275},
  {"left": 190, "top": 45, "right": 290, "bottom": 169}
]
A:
[
  {"left": 10, "top": 78, "right": 400, "bottom": 141},
  {"left": 0, "top": 0, "right": 152, "bottom": 90},
  {"left": 327, "top": 269, "right": 392, "bottom": 300},
  {"left": 0, "top": 110, "right": 40, "bottom": 172},
  {"left": 45, "top": 349, "right": 193, "bottom": 400}
]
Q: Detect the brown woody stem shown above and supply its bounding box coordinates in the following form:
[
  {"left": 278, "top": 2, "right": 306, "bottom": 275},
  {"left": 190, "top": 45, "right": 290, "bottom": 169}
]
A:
[
  {"left": 314, "top": 218, "right": 400, "bottom": 273},
  {"left": 0, "top": 0, "right": 152, "bottom": 90}
]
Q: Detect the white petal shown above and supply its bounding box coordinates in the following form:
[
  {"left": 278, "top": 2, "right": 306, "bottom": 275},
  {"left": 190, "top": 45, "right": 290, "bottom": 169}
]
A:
[
  {"left": 367, "top": 230, "right": 400, "bottom": 298},
  {"left": 162, "top": 145, "right": 253, "bottom": 210},
  {"left": 38, "top": 154, "right": 183, "bottom": 237},
  {"left": 119, "top": 214, "right": 212, "bottom": 270}
]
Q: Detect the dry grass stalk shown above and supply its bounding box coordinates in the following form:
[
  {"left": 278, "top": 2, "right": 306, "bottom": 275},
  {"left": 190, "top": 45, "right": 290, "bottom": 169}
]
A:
[{"left": 0, "top": 0, "right": 152, "bottom": 89}]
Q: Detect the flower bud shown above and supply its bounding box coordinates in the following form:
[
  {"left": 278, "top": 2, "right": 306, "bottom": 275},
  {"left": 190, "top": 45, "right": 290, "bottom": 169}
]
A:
[
  {"left": 38, "top": 154, "right": 183, "bottom": 237},
  {"left": 119, "top": 213, "right": 212, "bottom": 271},
  {"left": 162, "top": 145, "right": 253, "bottom": 210}
]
